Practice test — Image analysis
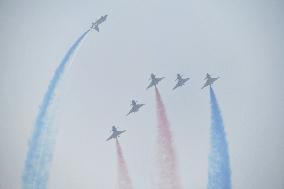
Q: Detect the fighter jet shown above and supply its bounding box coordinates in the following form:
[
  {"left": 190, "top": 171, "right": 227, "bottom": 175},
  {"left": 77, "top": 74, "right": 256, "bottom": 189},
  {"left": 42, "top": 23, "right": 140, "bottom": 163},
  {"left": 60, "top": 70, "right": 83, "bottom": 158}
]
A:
[
  {"left": 91, "top": 15, "right": 108, "bottom": 32},
  {"left": 126, "top": 100, "right": 145, "bottom": 116},
  {"left": 146, "top": 73, "right": 165, "bottom": 89},
  {"left": 173, "top": 74, "right": 190, "bottom": 90},
  {"left": 106, "top": 126, "right": 126, "bottom": 141},
  {"left": 201, "top": 73, "right": 220, "bottom": 89}
]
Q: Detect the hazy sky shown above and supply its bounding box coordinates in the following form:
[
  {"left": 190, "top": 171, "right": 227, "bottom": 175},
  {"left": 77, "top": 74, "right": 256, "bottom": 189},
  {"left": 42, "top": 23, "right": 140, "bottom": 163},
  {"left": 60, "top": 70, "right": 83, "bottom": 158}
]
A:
[{"left": 1, "top": 0, "right": 284, "bottom": 188}]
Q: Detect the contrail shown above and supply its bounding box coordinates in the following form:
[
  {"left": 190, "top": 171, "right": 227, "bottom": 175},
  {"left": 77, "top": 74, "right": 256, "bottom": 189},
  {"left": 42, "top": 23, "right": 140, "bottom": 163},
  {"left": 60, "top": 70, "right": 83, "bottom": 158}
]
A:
[
  {"left": 115, "top": 140, "right": 133, "bottom": 189},
  {"left": 207, "top": 86, "right": 231, "bottom": 189},
  {"left": 22, "top": 29, "right": 90, "bottom": 189},
  {"left": 155, "top": 87, "right": 181, "bottom": 189}
]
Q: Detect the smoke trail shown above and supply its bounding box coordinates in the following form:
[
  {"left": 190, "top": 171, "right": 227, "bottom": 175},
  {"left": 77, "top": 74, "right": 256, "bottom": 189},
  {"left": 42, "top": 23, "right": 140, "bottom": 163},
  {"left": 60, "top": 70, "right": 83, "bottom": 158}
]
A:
[
  {"left": 115, "top": 140, "right": 133, "bottom": 189},
  {"left": 207, "top": 86, "right": 231, "bottom": 189},
  {"left": 22, "top": 29, "right": 90, "bottom": 189},
  {"left": 155, "top": 87, "right": 181, "bottom": 189}
]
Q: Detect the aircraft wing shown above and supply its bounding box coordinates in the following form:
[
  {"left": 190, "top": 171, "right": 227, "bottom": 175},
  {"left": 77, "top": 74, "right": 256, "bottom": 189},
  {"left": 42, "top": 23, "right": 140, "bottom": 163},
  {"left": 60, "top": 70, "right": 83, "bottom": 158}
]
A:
[
  {"left": 173, "top": 83, "right": 180, "bottom": 90},
  {"left": 201, "top": 80, "right": 210, "bottom": 89},
  {"left": 126, "top": 108, "right": 134, "bottom": 116},
  {"left": 118, "top": 130, "right": 126, "bottom": 135},
  {"left": 106, "top": 133, "right": 114, "bottom": 141},
  {"left": 138, "top": 104, "right": 145, "bottom": 109},
  {"left": 157, "top": 77, "right": 165, "bottom": 82},
  {"left": 146, "top": 81, "right": 154, "bottom": 90}
]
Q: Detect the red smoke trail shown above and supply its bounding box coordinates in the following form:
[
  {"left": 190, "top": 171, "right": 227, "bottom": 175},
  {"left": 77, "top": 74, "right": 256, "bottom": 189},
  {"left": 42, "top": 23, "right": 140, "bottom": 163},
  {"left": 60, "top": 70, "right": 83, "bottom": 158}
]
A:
[
  {"left": 116, "top": 139, "right": 133, "bottom": 189},
  {"left": 155, "top": 87, "right": 181, "bottom": 189}
]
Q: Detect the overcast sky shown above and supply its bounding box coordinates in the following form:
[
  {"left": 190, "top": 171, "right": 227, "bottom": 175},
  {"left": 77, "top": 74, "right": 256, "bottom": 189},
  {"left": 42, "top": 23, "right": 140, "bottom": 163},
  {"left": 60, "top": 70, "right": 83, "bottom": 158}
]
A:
[{"left": 0, "top": 0, "right": 284, "bottom": 188}]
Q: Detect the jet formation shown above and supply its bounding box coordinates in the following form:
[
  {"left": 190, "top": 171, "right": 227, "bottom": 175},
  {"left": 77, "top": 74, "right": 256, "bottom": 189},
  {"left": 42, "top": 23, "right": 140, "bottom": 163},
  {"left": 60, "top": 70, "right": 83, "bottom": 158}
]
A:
[
  {"left": 106, "top": 73, "right": 219, "bottom": 141},
  {"left": 90, "top": 16, "right": 220, "bottom": 141},
  {"left": 91, "top": 15, "right": 108, "bottom": 32}
]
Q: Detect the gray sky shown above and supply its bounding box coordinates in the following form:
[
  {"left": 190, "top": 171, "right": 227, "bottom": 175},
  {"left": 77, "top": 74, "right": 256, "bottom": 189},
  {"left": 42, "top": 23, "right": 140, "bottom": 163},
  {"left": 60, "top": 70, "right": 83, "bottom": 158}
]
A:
[{"left": 1, "top": 0, "right": 284, "bottom": 188}]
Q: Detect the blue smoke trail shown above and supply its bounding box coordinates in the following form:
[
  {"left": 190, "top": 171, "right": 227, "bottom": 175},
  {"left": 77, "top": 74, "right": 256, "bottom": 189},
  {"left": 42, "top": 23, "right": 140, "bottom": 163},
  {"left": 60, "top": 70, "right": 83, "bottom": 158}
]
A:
[
  {"left": 22, "top": 29, "right": 90, "bottom": 189},
  {"left": 208, "top": 86, "right": 231, "bottom": 189}
]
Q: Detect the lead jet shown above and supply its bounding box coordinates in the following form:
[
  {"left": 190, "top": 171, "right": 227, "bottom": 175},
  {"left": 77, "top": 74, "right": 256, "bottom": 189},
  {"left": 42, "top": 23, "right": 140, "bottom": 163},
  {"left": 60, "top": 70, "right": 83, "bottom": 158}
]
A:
[
  {"left": 201, "top": 73, "right": 220, "bottom": 89},
  {"left": 106, "top": 126, "right": 126, "bottom": 141},
  {"left": 127, "top": 100, "right": 145, "bottom": 116},
  {"left": 146, "top": 73, "right": 165, "bottom": 89},
  {"left": 91, "top": 15, "right": 108, "bottom": 32},
  {"left": 173, "top": 74, "right": 190, "bottom": 90}
]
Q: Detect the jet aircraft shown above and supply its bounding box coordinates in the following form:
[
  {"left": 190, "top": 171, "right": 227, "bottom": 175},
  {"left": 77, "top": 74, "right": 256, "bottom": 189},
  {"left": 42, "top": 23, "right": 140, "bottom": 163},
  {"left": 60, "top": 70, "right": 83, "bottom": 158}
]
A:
[
  {"left": 173, "top": 74, "right": 190, "bottom": 90},
  {"left": 201, "top": 73, "right": 219, "bottom": 89},
  {"left": 106, "top": 126, "right": 126, "bottom": 141},
  {"left": 146, "top": 73, "right": 165, "bottom": 89},
  {"left": 91, "top": 15, "right": 108, "bottom": 32},
  {"left": 126, "top": 100, "right": 145, "bottom": 116}
]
